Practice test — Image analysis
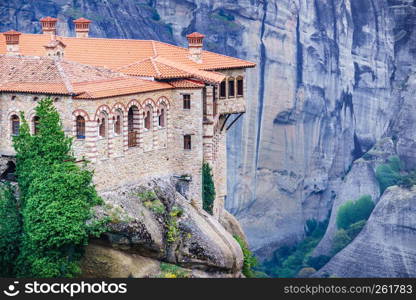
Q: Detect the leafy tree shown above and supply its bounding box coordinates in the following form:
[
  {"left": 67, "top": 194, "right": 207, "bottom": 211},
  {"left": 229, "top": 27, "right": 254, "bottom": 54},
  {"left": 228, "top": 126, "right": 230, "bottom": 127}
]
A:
[
  {"left": 0, "top": 183, "right": 22, "bottom": 277},
  {"left": 336, "top": 195, "right": 374, "bottom": 230},
  {"left": 331, "top": 229, "right": 351, "bottom": 256},
  {"left": 202, "top": 163, "right": 215, "bottom": 214},
  {"left": 13, "top": 98, "right": 102, "bottom": 277}
]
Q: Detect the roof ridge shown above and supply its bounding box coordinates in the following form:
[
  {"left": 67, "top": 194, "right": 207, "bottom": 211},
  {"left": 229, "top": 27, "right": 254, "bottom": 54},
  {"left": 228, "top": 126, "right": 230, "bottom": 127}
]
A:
[
  {"left": 55, "top": 59, "right": 74, "bottom": 94},
  {"left": 151, "top": 40, "right": 158, "bottom": 57},
  {"left": 150, "top": 57, "right": 161, "bottom": 77},
  {"left": 115, "top": 57, "right": 151, "bottom": 72}
]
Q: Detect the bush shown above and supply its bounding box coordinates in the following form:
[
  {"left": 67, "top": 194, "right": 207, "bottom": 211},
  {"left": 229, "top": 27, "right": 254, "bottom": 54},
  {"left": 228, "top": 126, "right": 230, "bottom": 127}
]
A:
[
  {"left": 336, "top": 195, "right": 374, "bottom": 230},
  {"left": 159, "top": 262, "right": 190, "bottom": 278},
  {"left": 331, "top": 229, "right": 351, "bottom": 256},
  {"left": 0, "top": 184, "right": 22, "bottom": 277},
  {"left": 234, "top": 235, "right": 258, "bottom": 278},
  {"left": 345, "top": 220, "right": 366, "bottom": 240},
  {"left": 202, "top": 163, "right": 215, "bottom": 214},
  {"left": 375, "top": 156, "right": 402, "bottom": 194}
]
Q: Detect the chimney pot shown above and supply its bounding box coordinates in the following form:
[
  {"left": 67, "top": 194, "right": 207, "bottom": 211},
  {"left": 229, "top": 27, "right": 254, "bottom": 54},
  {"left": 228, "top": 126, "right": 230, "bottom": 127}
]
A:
[
  {"left": 3, "top": 30, "right": 21, "bottom": 55},
  {"left": 40, "top": 16, "right": 58, "bottom": 36},
  {"left": 186, "top": 32, "right": 205, "bottom": 63},
  {"left": 73, "top": 18, "right": 92, "bottom": 38}
]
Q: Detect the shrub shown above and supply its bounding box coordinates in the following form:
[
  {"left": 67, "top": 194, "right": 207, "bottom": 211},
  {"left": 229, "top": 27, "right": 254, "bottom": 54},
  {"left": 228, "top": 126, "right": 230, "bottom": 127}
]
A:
[
  {"left": 144, "top": 199, "right": 165, "bottom": 214},
  {"left": 331, "top": 229, "right": 351, "bottom": 256},
  {"left": 375, "top": 156, "right": 402, "bottom": 194},
  {"left": 202, "top": 163, "right": 215, "bottom": 214},
  {"left": 234, "top": 235, "right": 258, "bottom": 278},
  {"left": 159, "top": 262, "right": 190, "bottom": 278},
  {"left": 336, "top": 195, "right": 374, "bottom": 230},
  {"left": 0, "top": 183, "right": 22, "bottom": 277},
  {"left": 345, "top": 220, "right": 366, "bottom": 240}
]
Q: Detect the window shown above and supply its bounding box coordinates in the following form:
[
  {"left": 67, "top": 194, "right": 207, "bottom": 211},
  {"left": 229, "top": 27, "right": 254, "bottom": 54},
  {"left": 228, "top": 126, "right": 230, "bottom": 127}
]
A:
[
  {"left": 11, "top": 115, "right": 19, "bottom": 136},
  {"left": 220, "top": 81, "right": 226, "bottom": 98},
  {"left": 144, "top": 106, "right": 153, "bottom": 130},
  {"left": 183, "top": 94, "right": 191, "bottom": 109},
  {"left": 228, "top": 77, "right": 235, "bottom": 97},
  {"left": 76, "top": 116, "right": 85, "bottom": 139},
  {"left": 33, "top": 97, "right": 39, "bottom": 102},
  {"left": 184, "top": 135, "right": 191, "bottom": 150},
  {"left": 213, "top": 97, "right": 218, "bottom": 116},
  {"left": 128, "top": 106, "right": 139, "bottom": 147},
  {"left": 114, "top": 115, "right": 121, "bottom": 135},
  {"left": 99, "top": 117, "right": 106, "bottom": 138},
  {"left": 158, "top": 108, "right": 165, "bottom": 127},
  {"left": 237, "top": 77, "right": 244, "bottom": 96},
  {"left": 11, "top": 96, "right": 16, "bottom": 101},
  {"left": 33, "top": 116, "right": 40, "bottom": 135}
]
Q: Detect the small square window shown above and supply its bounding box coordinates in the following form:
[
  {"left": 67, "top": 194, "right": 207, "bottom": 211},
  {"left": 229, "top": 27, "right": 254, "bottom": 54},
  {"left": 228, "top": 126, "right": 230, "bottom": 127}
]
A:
[{"left": 183, "top": 94, "right": 191, "bottom": 109}]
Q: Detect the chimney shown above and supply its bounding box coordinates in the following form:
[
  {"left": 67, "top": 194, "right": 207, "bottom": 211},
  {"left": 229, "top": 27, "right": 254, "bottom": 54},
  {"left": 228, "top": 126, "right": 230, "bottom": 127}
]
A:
[
  {"left": 3, "top": 30, "right": 21, "bottom": 55},
  {"left": 186, "top": 32, "right": 205, "bottom": 63},
  {"left": 73, "top": 18, "right": 92, "bottom": 38},
  {"left": 40, "top": 16, "right": 58, "bottom": 36},
  {"left": 44, "top": 38, "right": 66, "bottom": 59}
]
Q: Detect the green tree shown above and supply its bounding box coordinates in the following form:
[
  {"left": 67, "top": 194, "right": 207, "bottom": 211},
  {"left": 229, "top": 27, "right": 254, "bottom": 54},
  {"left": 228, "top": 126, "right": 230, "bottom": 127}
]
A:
[
  {"left": 14, "top": 98, "right": 101, "bottom": 277},
  {"left": 375, "top": 156, "right": 402, "bottom": 194},
  {"left": 0, "top": 183, "right": 22, "bottom": 277},
  {"left": 202, "top": 163, "right": 215, "bottom": 214}
]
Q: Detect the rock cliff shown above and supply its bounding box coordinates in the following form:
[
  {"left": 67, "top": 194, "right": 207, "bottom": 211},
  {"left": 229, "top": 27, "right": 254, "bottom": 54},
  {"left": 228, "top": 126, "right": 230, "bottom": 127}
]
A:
[
  {"left": 2, "top": 0, "right": 416, "bottom": 271},
  {"left": 313, "top": 185, "right": 416, "bottom": 278},
  {"left": 82, "top": 177, "right": 244, "bottom": 278}
]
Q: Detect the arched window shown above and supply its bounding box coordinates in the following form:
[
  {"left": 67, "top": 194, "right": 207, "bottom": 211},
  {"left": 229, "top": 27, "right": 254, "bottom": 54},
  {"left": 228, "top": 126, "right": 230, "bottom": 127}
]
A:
[
  {"left": 237, "top": 76, "right": 244, "bottom": 96},
  {"left": 98, "top": 115, "right": 107, "bottom": 138},
  {"left": 144, "top": 105, "right": 153, "bottom": 130},
  {"left": 158, "top": 107, "right": 166, "bottom": 128},
  {"left": 76, "top": 116, "right": 85, "bottom": 139},
  {"left": 114, "top": 115, "right": 121, "bottom": 135},
  {"left": 128, "top": 106, "right": 139, "bottom": 147},
  {"left": 220, "top": 81, "right": 226, "bottom": 98},
  {"left": 11, "top": 115, "right": 20, "bottom": 136},
  {"left": 33, "top": 116, "right": 40, "bottom": 135},
  {"left": 228, "top": 77, "right": 235, "bottom": 97}
]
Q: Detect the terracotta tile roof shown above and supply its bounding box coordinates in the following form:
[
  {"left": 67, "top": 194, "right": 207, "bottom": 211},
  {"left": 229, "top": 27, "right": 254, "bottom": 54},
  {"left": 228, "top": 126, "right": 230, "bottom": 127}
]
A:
[
  {"left": 168, "top": 79, "right": 206, "bottom": 88},
  {"left": 73, "top": 77, "right": 171, "bottom": 99},
  {"left": 40, "top": 16, "right": 58, "bottom": 22},
  {"left": 0, "top": 55, "right": 173, "bottom": 98},
  {"left": 0, "top": 33, "right": 255, "bottom": 73},
  {"left": 118, "top": 56, "right": 225, "bottom": 83},
  {"left": 186, "top": 32, "right": 205, "bottom": 38}
]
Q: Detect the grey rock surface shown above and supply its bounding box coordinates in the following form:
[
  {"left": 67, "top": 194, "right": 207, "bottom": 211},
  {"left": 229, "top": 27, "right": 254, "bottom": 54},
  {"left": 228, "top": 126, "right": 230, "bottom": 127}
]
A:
[{"left": 314, "top": 186, "right": 416, "bottom": 278}]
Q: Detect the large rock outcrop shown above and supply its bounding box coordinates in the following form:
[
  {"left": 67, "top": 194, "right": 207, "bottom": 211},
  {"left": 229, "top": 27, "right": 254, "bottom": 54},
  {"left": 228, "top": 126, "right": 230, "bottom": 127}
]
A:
[
  {"left": 313, "top": 186, "right": 416, "bottom": 278},
  {"left": 81, "top": 177, "right": 244, "bottom": 278},
  {"left": 2, "top": 0, "right": 416, "bottom": 263}
]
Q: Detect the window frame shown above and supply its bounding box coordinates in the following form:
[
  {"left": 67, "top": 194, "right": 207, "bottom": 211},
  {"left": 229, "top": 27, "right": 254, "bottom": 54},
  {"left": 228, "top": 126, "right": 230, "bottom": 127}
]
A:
[
  {"left": 11, "top": 115, "right": 20, "bottom": 136},
  {"left": 219, "top": 81, "right": 226, "bottom": 98},
  {"left": 183, "top": 94, "right": 191, "bottom": 110},
  {"left": 76, "top": 115, "right": 86, "bottom": 139},
  {"left": 228, "top": 77, "right": 235, "bottom": 98},
  {"left": 237, "top": 76, "right": 244, "bottom": 97}
]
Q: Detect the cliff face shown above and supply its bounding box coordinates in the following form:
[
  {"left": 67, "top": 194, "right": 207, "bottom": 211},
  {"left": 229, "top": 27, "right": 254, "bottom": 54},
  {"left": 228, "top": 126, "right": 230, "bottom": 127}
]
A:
[{"left": 2, "top": 0, "right": 416, "bottom": 264}]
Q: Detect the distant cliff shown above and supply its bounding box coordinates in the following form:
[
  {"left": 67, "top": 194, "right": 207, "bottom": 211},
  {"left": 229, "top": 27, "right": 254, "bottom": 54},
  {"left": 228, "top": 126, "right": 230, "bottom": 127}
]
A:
[{"left": 2, "top": 0, "right": 416, "bottom": 271}]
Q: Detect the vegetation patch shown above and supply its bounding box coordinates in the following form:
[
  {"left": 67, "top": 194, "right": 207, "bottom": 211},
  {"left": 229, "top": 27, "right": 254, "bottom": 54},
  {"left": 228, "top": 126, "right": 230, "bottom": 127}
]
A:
[
  {"left": 166, "top": 207, "right": 183, "bottom": 243},
  {"left": 158, "top": 262, "right": 190, "bottom": 278},
  {"left": 234, "top": 235, "right": 259, "bottom": 278},
  {"left": 0, "top": 98, "right": 103, "bottom": 278},
  {"left": 202, "top": 163, "right": 215, "bottom": 214},
  {"left": 259, "top": 218, "right": 329, "bottom": 278},
  {"left": 331, "top": 195, "right": 374, "bottom": 256}
]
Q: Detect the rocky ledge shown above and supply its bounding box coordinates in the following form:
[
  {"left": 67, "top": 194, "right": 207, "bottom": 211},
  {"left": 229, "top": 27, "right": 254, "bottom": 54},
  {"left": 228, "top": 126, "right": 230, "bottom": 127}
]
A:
[{"left": 81, "top": 177, "right": 244, "bottom": 278}]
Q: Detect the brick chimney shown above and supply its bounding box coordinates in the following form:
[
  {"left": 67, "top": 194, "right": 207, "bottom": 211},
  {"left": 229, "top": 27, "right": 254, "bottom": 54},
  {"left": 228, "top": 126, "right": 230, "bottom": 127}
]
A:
[
  {"left": 3, "top": 30, "right": 21, "bottom": 55},
  {"left": 40, "top": 16, "right": 58, "bottom": 36},
  {"left": 186, "top": 32, "right": 205, "bottom": 63},
  {"left": 73, "top": 18, "right": 92, "bottom": 38}
]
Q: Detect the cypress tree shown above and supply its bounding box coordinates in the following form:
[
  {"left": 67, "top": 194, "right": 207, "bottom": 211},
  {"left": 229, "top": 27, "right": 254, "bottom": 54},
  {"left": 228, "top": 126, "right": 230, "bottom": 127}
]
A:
[{"left": 202, "top": 163, "right": 215, "bottom": 214}]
